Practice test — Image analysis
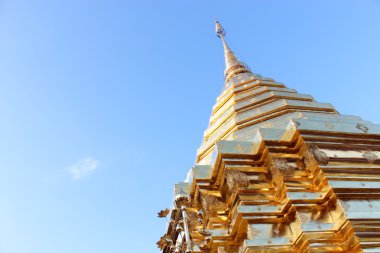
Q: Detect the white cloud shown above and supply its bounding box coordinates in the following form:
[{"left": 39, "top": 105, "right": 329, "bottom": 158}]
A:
[{"left": 67, "top": 157, "right": 99, "bottom": 180}]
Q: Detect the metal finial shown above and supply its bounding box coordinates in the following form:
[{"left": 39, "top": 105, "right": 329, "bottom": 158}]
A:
[
  {"left": 214, "top": 19, "right": 252, "bottom": 82},
  {"left": 215, "top": 19, "right": 226, "bottom": 38}
]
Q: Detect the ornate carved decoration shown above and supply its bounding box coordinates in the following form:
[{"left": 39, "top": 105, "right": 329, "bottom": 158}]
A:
[
  {"left": 269, "top": 161, "right": 283, "bottom": 187},
  {"left": 225, "top": 169, "right": 250, "bottom": 192},
  {"left": 157, "top": 208, "right": 170, "bottom": 218},
  {"left": 247, "top": 226, "right": 261, "bottom": 239},
  {"left": 200, "top": 192, "right": 227, "bottom": 214},
  {"left": 272, "top": 158, "right": 296, "bottom": 177},
  {"left": 303, "top": 148, "right": 314, "bottom": 168},
  {"left": 356, "top": 123, "right": 369, "bottom": 133},
  {"left": 189, "top": 195, "right": 200, "bottom": 209},
  {"left": 156, "top": 235, "right": 173, "bottom": 250},
  {"left": 308, "top": 144, "right": 329, "bottom": 165},
  {"left": 175, "top": 196, "right": 190, "bottom": 208},
  {"left": 187, "top": 209, "right": 200, "bottom": 229},
  {"left": 362, "top": 149, "right": 378, "bottom": 164}
]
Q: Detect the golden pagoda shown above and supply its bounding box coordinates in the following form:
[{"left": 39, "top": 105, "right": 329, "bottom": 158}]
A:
[{"left": 157, "top": 21, "right": 380, "bottom": 253}]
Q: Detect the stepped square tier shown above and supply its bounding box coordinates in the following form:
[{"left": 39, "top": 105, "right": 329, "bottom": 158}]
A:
[{"left": 157, "top": 21, "right": 380, "bottom": 253}]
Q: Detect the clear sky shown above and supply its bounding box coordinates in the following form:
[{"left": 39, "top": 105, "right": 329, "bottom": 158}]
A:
[{"left": 0, "top": 1, "right": 379, "bottom": 252}]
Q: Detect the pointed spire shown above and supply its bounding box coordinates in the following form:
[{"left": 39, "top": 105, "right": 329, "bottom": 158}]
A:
[{"left": 215, "top": 19, "right": 251, "bottom": 83}]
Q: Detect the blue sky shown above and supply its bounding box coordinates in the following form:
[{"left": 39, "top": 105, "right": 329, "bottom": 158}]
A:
[{"left": 0, "top": 1, "right": 379, "bottom": 252}]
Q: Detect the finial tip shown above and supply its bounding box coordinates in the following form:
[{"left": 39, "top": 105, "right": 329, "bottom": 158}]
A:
[{"left": 215, "top": 19, "right": 226, "bottom": 38}]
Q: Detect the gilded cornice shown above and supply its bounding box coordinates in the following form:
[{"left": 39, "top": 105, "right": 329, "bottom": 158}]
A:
[{"left": 158, "top": 21, "right": 380, "bottom": 253}]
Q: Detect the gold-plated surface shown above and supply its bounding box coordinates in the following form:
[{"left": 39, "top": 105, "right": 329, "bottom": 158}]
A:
[
  {"left": 215, "top": 20, "right": 251, "bottom": 82},
  {"left": 158, "top": 21, "right": 380, "bottom": 253}
]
